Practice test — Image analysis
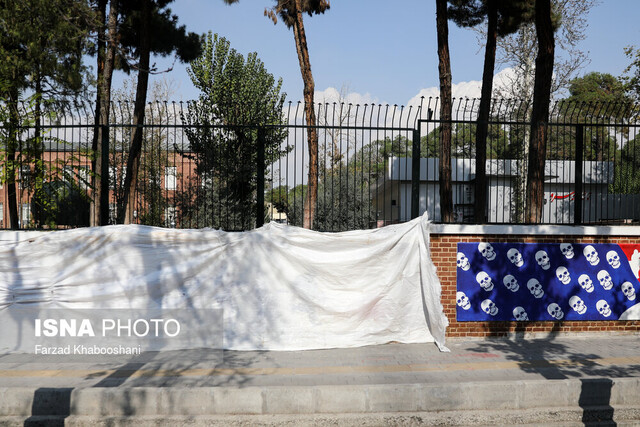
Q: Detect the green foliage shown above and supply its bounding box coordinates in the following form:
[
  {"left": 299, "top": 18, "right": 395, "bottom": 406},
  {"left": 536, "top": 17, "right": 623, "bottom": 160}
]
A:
[
  {"left": 355, "top": 135, "right": 412, "bottom": 177},
  {"left": 623, "top": 46, "right": 640, "bottom": 103},
  {"left": 0, "top": 93, "right": 93, "bottom": 228},
  {"left": 613, "top": 134, "right": 640, "bottom": 195},
  {"left": 422, "top": 123, "right": 512, "bottom": 159},
  {"left": 566, "top": 72, "right": 630, "bottom": 107},
  {"left": 265, "top": 185, "right": 290, "bottom": 215},
  {"left": 31, "top": 180, "right": 90, "bottom": 228},
  {"left": 115, "top": 0, "right": 202, "bottom": 74},
  {"left": 0, "top": 0, "right": 94, "bottom": 101},
  {"left": 263, "top": 0, "right": 331, "bottom": 28},
  {"left": 552, "top": 73, "right": 632, "bottom": 162},
  {"left": 286, "top": 167, "right": 375, "bottom": 232},
  {"left": 180, "top": 33, "right": 289, "bottom": 230},
  {"left": 448, "top": 0, "right": 534, "bottom": 36}
]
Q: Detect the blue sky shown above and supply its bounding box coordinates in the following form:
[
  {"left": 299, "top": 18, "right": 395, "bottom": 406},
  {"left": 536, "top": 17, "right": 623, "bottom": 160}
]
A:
[{"left": 130, "top": 0, "right": 640, "bottom": 106}]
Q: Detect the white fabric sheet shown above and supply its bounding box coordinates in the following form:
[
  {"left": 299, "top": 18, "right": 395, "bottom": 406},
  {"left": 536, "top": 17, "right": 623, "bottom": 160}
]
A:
[{"left": 0, "top": 214, "right": 449, "bottom": 351}]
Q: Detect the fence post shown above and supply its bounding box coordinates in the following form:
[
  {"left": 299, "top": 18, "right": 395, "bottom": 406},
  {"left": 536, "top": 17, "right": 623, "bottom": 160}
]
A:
[
  {"left": 256, "top": 127, "right": 265, "bottom": 228},
  {"left": 411, "top": 126, "right": 421, "bottom": 219},
  {"left": 100, "top": 123, "right": 110, "bottom": 225},
  {"left": 574, "top": 124, "right": 584, "bottom": 225}
]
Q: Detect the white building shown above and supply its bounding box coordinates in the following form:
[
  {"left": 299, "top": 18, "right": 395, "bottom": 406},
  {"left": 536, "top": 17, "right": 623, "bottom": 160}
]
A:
[{"left": 372, "top": 157, "right": 639, "bottom": 224}]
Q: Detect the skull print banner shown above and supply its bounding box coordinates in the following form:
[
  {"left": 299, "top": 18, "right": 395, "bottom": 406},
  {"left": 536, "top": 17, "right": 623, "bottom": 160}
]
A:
[{"left": 456, "top": 243, "right": 640, "bottom": 321}]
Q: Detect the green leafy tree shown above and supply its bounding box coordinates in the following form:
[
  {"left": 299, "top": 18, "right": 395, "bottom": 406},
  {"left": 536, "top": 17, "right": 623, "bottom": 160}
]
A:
[
  {"left": 551, "top": 73, "right": 631, "bottom": 162},
  {"left": 266, "top": 185, "right": 290, "bottom": 215},
  {"left": 526, "top": 0, "right": 555, "bottom": 223},
  {"left": 117, "top": 0, "right": 201, "bottom": 224},
  {"left": 493, "top": 0, "right": 597, "bottom": 99},
  {"left": 109, "top": 77, "right": 179, "bottom": 227},
  {"left": 622, "top": 46, "right": 640, "bottom": 104},
  {"left": 613, "top": 133, "right": 640, "bottom": 195},
  {"left": 422, "top": 123, "right": 512, "bottom": 159},
  {"left": 449, "top": 0, "right": 534, "bottom": 222},
  {"left": 0, "top": 0, "right": 94, "bottom": 228},
  {"left": 224, "top": 0, "right": 330, "bottom": 229},
  {"left": 180, "top": 33, "right": 289, "bottom": 230},
  {"left": 286, "top": 163, "right": 376, "bottom": 232}
]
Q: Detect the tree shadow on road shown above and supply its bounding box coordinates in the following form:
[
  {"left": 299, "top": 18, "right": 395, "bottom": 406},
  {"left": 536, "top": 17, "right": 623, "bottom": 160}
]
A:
[{"left": 463, "top": 322, "right": 640, "bottom": 426}]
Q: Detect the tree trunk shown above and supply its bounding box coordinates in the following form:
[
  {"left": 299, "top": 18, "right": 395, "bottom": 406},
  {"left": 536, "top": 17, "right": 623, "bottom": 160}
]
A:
[
  {"left": 33, "top": 71, "right": 43, "bottom": 227},
  {"left": 474, "top": 0, "right": 497, "bottom": 224},
  {"left": 92, "top": 0, "right": 117, "bottom": 226},
  {"left": 291, "top": 0, "right": 318, "bottom": 230},
  {"left": 525, "top": 0, "right": 554, "bottom": 223},
  {"left": 119, "top": 0, "right": 151, "bottom": 224},
  {"left": 90, "top": 0, "right": 107, "bottom": 226},
  {"left": 7, "top": 88, "right": 20, "bottom": 229},
  {"left": 436, "top": 0, "right": 453, "bottom": 223}
]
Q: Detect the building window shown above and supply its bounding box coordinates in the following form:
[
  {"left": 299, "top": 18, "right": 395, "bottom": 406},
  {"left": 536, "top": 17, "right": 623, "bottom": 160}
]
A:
[
  {"left": 78, "top": 166, "right": 90, "bottom": 190},
  {"left": 201, "top": 172, "right": 213, "bottom": 189},
  {"left": 18, "top": 165, "right": 31, "bottom": 189},
  {"left": 109, "top": 203, "right": 117, "bottom": 225},
  {"left": 109, "top": 166, "right": 125, "bottom": 190},
  {"left": 0, "top": 202, "right": 4, "bottom": 225},
  {"left": 20, "top": 203, "right": 31, "bottom": 228},
  {"left": 164, "top": 206, "right": 177, "bottom": 228},
  {"left": 63, "top": 166, "right": 74, "bottom": 182},
  {"left": 165, "top": 166, "right": 177, "bottom": 190}
]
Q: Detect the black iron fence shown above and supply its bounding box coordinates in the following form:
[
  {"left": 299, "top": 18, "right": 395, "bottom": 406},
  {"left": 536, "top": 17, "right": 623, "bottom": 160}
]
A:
[{"left": 0, "top": 99, "right": 638, "bottom": 230}]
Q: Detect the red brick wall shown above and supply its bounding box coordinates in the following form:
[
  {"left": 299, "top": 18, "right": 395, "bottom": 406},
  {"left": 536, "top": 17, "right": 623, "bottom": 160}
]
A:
[{"left": 431, "top": 233, "right": 640, "bottom": 337}]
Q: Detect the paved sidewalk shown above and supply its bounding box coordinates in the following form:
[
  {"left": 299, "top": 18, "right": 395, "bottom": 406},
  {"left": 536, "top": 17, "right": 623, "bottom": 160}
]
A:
[
  {"left": 2, "top": 334, "right": 640, "bottom": 425},
  {"left": 1, "top": 333, "right": 639, "bottom": 389}
]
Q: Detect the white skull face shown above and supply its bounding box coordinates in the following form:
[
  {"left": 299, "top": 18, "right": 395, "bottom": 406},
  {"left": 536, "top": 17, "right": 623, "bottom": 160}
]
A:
[
  {"left": 456, "top": 291, "right": 471, "bottom": 309},
  {"left": 621, "top": 282, "right": 636, "bottom": 301},
  {"left": 507, "top": 248, "right": 524, "bottom": 267},
  {"left": 513, "top": 306, "right": 529, "bottom": 321},
  {"left": 535, "top": 250, "right": 551, "bottom": 270},
  {"left": 583, "top": 245, "right": 600, "bottom": 266},
  {"left": 569, "top": 295, "right": 587, "bottom": 314},
  {"left": 478, "top": 242, "right": 496, "bottom": 261},
  {"left": 606, "top": 250, "right": 621, "bottom": 269},
  {"left": 456, "top": 252, "right": 471, "bottom": 271},
  {"left": 547, "top": 303, "right": 564, "bottom": 320},
  {"left": 476, "top": 271, "right": 494, "bottom": 291},
  {"left": 502, "top": 274, "right": 520, "bottom": 292},
  {"left": 481, "top": 299, "right": 499, "bottom": 316},
  {"left": 596, "top": 270, "right": 614, "bottom": 290},
  {"left": 527, "top": 278, "right": 544, "bottom": 298},
  {"left": 596, "top": 300, "right": 612, "bottom": 317},
  {"left": 560, "top": 243, "right": 575, "bottom": 259},
  {"left": 578, "top": 274, "right": 595, "bottom": 293},
  {"left": 555, "top": 266, "right": 571, "bottom": 285}
]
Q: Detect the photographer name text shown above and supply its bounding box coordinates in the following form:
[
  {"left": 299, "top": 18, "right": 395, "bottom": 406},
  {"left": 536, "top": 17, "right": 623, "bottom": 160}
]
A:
[{"left": 34, "top": 344, "right": 142, "bottom": 355}]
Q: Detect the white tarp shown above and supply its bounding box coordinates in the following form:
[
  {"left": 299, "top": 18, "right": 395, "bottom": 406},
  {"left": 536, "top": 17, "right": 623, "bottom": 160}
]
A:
[{"left": 0, "top": 213, "right": 449, "bottom": 351}]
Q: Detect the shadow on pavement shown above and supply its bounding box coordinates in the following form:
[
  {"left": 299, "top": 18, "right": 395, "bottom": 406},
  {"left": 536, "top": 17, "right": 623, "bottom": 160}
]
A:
[
  {"left": 464, "top": 323, "right": 639, "bottom": 425},
  {"left": 579, "top": 378, "right": 616, "bottom": 426},
  {"left": 84, "top": 348, "right": 270, "bottom": 388},
  {"left": 23, "top": 387, "right": 72, "bottom": 427}
]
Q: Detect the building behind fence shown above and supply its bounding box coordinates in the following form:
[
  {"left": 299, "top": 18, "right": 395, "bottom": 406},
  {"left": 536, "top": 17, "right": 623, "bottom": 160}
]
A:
[{"left": 0, "top": 98, "right": 639, "bottom": 231}]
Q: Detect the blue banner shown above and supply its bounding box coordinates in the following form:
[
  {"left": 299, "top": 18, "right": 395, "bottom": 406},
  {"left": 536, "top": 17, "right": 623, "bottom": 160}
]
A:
[{"left": 456, "top": 243, "right": 640, "bottom": 321}]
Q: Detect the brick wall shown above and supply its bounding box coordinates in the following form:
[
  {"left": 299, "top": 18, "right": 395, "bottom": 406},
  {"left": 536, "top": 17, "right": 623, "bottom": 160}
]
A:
[{"left": 431, "top": 232, "right": 640, "bottom": 337}]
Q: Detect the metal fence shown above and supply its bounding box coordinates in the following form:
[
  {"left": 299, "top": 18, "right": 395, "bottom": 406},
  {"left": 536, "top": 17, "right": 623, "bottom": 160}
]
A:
[{"left": 0, "top": 98, "right": 638, "bottom": 231}]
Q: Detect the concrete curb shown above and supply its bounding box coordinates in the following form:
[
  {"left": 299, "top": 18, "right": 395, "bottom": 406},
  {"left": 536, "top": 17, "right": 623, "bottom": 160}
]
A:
[
  {"left": 3, "top": 408, "right": 640, "bottom": 427},
  {"left": 1, "top": 378, "right": 639, "bottom": 417}
]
